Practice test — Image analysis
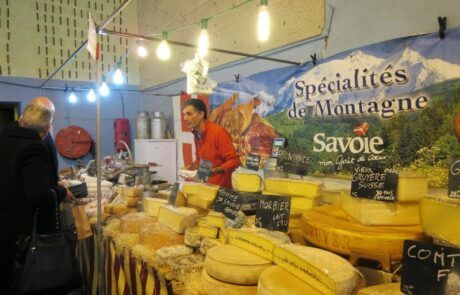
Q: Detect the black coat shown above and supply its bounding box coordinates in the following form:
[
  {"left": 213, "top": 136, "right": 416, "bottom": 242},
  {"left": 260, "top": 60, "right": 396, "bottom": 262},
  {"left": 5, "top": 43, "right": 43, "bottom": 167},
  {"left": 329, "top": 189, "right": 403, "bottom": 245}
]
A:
[{"left": 0, "top": 122, "right": 66, "bottom": 235}]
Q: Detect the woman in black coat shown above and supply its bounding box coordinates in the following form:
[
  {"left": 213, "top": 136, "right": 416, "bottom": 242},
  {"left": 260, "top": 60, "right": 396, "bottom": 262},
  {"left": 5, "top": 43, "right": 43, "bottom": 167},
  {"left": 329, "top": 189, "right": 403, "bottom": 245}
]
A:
[{"left": 0, "top": 104, "right": 73, "bottom": 293}]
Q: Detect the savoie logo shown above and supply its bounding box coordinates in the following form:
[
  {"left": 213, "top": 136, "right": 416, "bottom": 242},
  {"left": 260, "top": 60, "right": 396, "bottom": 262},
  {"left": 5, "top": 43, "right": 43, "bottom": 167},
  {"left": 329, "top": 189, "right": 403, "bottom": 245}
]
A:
[{"left": 313, "top": 123, "right": 384, "bottom": 154}]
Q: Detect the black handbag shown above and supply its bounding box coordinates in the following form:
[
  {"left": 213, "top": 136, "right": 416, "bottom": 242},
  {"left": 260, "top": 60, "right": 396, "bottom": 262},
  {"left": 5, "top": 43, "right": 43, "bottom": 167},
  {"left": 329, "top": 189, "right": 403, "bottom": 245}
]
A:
[{"left": 15, "top": 200, "right": 80, "bottom": 293}]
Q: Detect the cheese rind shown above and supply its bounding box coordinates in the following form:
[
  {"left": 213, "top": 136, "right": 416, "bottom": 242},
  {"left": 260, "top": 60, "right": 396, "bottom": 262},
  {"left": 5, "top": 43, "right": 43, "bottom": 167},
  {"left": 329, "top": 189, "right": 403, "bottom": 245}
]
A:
[
  {"left": 120, "top": 212, "right": 157, "bottom": 233},
  {"left": 232, "top": 173, "right": 263, "bottom": 192},
  {"left": 397, "top": 176, "right": 428, "bottom": 202},
  {"left": 227, "top": 228, "right": 290, "bottom": 261},
  {"left": 264, "top": 178, "right": 322, "bottom": 198},
  {"left": 158, "top": 205, "right": 198, "bottom": 233},
  {"left": 420, "top": 195, "right": 460, "bottom": 247},
  {"left": 273, "top": 244, "right": 358, "bottom": 295},
  {"left": 258, "top": 265, "right": 322, "bottom": 295},
  {"left": 340, "top": 191, "right": 420, "bottom": 226},
  {"left": 205, "top": 244, "right": 272, "bottom": 285},
  {"left": 201, "top": 269, "right": 257, "bottom": 295},
  {"left": 200, "top": 238, "right": 222, "bottom": 255},
  {"left": 143, "top": 197, "right": 168, "bottom": 217},
  {"left": 184, "top": 227, "right": 202, "bottom": 248}
]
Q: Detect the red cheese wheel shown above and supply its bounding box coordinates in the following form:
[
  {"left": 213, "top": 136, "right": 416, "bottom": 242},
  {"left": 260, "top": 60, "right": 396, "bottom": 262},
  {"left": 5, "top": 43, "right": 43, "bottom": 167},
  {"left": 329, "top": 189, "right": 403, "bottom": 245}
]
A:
[{"left": 55, "top": 125, "right": 92, "bottom": 159}]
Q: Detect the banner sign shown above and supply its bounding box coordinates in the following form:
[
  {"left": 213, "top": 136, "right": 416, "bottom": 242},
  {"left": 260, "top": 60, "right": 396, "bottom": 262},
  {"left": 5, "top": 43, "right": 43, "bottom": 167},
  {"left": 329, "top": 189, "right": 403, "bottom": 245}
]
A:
[{"left": 209, "top": 27, "right": 460, "bottom": 191}]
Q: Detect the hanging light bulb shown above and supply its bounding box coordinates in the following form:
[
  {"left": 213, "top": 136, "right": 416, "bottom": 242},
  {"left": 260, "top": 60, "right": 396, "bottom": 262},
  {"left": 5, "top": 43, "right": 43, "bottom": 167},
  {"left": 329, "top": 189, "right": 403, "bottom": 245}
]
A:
[
  {"left": 68, "top": 91, "right": 77, "bottom": 104},
  {"left": 112, "top": 64, "right": 124, "bottom": 85},
  {"left": 137, "top": 44, "right": 148, "bottom": 58},
  {"left": 198, "top": 18, "right": 209, "bottom": 58},
  {"left": 87, "top": 88, "right": 96, "bottom": 102},
  {"left": 257, "top": 0, "right": 270, "bottom": 42},
  {"left": 156, "top": 32, "right": 171, "bottom": 61},
  {"left": 99, "top": 76, "right": 110, "bottom": 97}
]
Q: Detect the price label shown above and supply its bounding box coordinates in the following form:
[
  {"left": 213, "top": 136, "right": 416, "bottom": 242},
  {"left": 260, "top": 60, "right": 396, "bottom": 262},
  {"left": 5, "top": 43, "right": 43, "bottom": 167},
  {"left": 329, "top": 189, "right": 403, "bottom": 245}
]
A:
[
  {"left": 255, "top": 195, "right": 290, "bottom": 232},
  {"left": 246, "top": 154, "right": 261, "bottom": 171},
  {"left": 276, "top": 148, "right": 310, "bottom": 176},
  {"left": 351, "top": 165, "right": 398, "bottom": 202},
  {"left": 197, "top": 159, "right": 212, "bottom": 182},
  {"left": 448, "top": 157, "right": 460, "bottom": 199},
  {"left": 212, "top": 189, "right": 241, "bottom": 220},
  {"left": 168, "top": 182, "right": 180, "bottom": 205}
]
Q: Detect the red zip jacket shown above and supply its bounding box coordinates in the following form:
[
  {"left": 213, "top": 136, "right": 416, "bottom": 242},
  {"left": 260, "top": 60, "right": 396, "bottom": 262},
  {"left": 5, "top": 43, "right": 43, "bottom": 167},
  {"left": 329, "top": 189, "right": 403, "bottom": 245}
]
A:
[{"left": 192, "top": 121, "right": 241, "bottom": 188}]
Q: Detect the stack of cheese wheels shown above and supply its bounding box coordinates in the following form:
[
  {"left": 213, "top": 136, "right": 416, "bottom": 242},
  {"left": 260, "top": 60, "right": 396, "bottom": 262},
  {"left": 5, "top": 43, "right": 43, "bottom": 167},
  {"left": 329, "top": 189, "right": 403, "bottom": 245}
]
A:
[
  {"left": 258, "top": 265, "right": 322, "bottom": 295},
  {"left": 420, "top": 195, "right": 460, "bottom": 247},
  {"left": 273, "top": 244, "right": 359, "bottom": 295},
  {"left": 301, "top": 205, "right": 427, "bottom": 272},
  {"left": 119, "top": 212, "right": 157, "bottom": 233},
  {"left": 357, "top": 282, "right": 402, "bottom": 294},
  {"left": 202, "top": 244, "right": 271, "bottom": 295},
  {"left": 138, "top": 222, "right": 184, "bottom": 250}
]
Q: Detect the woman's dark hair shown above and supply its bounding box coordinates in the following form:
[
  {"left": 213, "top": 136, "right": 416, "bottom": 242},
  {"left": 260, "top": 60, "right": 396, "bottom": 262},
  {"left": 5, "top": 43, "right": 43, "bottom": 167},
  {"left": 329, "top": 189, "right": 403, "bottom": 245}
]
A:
[{"left": 183, "top": 99, "right": 208, "bottom": 119}]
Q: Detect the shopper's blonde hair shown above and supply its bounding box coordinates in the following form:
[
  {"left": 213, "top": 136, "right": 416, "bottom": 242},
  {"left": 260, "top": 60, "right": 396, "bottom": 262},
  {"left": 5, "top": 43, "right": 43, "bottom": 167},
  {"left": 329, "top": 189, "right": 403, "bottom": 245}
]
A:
[{"left": 19, "top": 104, "right": 53, "bottom": 134}]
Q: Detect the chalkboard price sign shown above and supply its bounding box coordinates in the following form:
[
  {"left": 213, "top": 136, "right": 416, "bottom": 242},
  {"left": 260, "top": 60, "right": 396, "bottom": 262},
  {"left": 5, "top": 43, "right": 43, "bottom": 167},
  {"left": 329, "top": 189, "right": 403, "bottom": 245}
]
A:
[
  {"left": 197, "top": 159, "right": 212, "bottom": 182},
  {"left": 168, "top": 182, "right": 180, "bottom": 205},
  {"left": 246, "top": 154, "right": 261, "bottom": 171},
  {"left": 276, "top": 148, "right": 310, "bottom": 176},
  {"left": 401, "top": 240, "right": 460, "bottom": 295},
  {"left": 255, "top": 195, "right": 291, "bottom": 232},
  {"left": 270, "top": 137, "right": 286, "bottom": 158},
  {"left": 448, "top": 157, "right": 460, "bottom": 199},
  {"left": 212, "top": 188, "right": 241, "bottom": 220},
  {"left": 351, "top": 166, "right": 399, "bottom": 202}
]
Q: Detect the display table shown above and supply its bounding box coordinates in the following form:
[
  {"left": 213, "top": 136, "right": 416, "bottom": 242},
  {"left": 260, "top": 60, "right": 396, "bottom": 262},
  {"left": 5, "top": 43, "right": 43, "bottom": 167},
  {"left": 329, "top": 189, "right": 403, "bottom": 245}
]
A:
[{"left": 77, "top": 234, "right": 173, "bottom": 295}]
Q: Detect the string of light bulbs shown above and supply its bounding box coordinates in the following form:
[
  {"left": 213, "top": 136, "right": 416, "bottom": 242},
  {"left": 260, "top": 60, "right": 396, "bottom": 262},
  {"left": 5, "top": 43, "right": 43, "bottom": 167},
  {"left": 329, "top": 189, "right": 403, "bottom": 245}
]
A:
[{"left": 67, "top": 0, "right": 270, "bottom": 104}]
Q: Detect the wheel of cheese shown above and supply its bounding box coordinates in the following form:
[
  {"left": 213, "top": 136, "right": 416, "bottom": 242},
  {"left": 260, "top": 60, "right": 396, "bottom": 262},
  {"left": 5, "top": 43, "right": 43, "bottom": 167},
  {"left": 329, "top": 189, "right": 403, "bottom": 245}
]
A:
[
  {"left": 184, "top": 227, "right": 202, "bottom": 248},
  {"left": 357, "top": 282, "right": 401, "bottom": 294},
  {"left": 257, "top": 265, "right": 321, "bottom": 295},
  {"left": 205, "top": 244, "right": 272, "bottom": 285},
  {"left": 120, "top": 212, "right": 157, "bottom": 233},
  {"left": 139, "top": 222, "right": 183, "bottom": 250},
  {"left": 202, "top": 269, "right": 257, "bottom": 295}
]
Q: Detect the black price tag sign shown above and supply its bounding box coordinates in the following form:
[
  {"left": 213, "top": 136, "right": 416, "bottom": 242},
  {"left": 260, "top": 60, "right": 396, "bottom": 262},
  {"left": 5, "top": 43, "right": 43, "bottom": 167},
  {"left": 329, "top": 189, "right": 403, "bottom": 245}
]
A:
[
  {"left": 351, "top": 166, "right": 399, "bottom": 202},
  {"left": 197, "top": 159, "right": 212, "bottom": 181},
  {"left": 246, "top": 154, "right": 261, "bottom": 171},
  {"left": 275, "top": 148, "right": 310, "bottom": 176},
  {"left": 401, "top": 240, "right": 460, "bottom": 295},
  {"left": 255, "top": 195, "right": 290, "bottom": 232},
  {"left": 168, "top": 182, "right": 180, "bottom": 205},
  {"left": 270, "top": 137, "right": 286, "bottom": 158},
  {"left": 448, "top": 157, "right": 460, "bottom": 199},
  {"left": 212, "top": 189, "right": 241, "bottom": 220}
]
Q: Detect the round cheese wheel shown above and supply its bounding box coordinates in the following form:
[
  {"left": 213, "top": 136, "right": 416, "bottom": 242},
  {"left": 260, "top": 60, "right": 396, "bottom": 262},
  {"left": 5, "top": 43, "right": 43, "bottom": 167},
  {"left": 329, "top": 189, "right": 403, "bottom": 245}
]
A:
[
  {"left": 257, "top": 265, "right": 321, "bottom": 295},
  {"left": 205, "top": 244, "right": 272, "bottom": 285},
  {"left": 139, "top": 222, "right": 183, "bottom": 250},
  {"left": 202, "top": 269, "right": 257, "bottom": 295},
  {"left": 120, "top": 212, "right": 157, "bottom": 233}
]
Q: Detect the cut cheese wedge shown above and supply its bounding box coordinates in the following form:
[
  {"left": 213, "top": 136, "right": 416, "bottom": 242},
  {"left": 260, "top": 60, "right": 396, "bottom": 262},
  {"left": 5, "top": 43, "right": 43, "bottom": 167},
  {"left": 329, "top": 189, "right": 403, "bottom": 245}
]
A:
[
  {"left": 273, "top": 244, "right": 358, "bottom": 295},
  {"left": 340, "top": 191, "right": 420, "bottom": 226},
  {"left": 182, "top": 182, "right": 220, "bottom": 198},
  {"left": 143, "top": 197, "right": 168, "bottom": 217},
  {"left": 198, "top": 226, "right": 219, "bottom": 239},
  {"left": 301, "top": 205, "right": 427, "bottom": 271},
  {"left": 264, "top": 178, "right": 322, "bottom": 198},
  {"left": 139, "top": 222, "right": 183, "bottom": 250},
  {"left": 158, "top": 205, "right": 198, "bottom": 233},
  {"left": 201, "top": 269, "right": 257, "bottom": 295},
  {"left": 232, "top": 173, "right": 263, "bottom": 192},
  {"left": 357, "top": 282, "right": 402, "bottom": 294},
  {"left": 321, "top": 189, "right": 341, "bottom": 206},
  {"left": 291, "top": 196, "right": 319, "bottom": 211},
  {"left": 206, "top": 211, "right": 226, "bottom": 228},
  {"left": 206, "top": 244, "right": 272, "bottom": 285},
  {"left": 397, "top": 176, "right": 428, "bottom": 202},
  {"left": 187, "top": 193, "right": 216, "bottom": 210},
  {"left": 420, "top": 195, "right": 460, "bottom": 247},
  {"left": 227, "top": 228, "right": 291, "bottom": 261},
  {"left": 258, "top": 265, "right": 322, "bottom": 295}
]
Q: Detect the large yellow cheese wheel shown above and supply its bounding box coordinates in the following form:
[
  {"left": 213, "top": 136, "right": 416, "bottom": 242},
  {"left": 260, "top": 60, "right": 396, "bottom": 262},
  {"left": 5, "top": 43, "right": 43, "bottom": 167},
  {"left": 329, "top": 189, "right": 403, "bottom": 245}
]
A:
[
  {"left": 138, "top": 222, "right": 183, "bottom": 250},
  {"left": 357, "top": 282, "right": 402, "bottom": 294},
  {"left": 205, "top": 244, "right": 272, "bottom": 285},
  {"left": 301, "top": 205, "right": 427, "bottom": 271},
  {"left": 120, "top": 212, "right": 157, "bottom": 233},
  {"left": 257, "top": 265, "right": 322, "bottom": 295},
  {"left": 201, "top": 269, "right": 257, "bottom": 295}
]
